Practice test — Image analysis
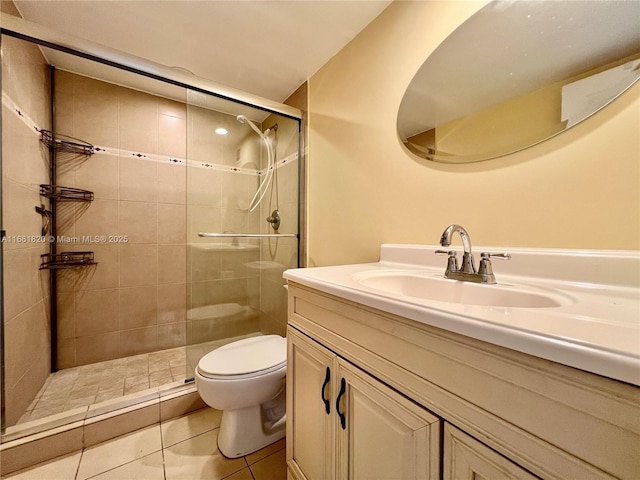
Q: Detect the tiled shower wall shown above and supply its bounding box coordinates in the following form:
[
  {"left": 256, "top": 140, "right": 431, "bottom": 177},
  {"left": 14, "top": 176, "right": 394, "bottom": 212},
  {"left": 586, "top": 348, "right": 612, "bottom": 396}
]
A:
[
  {"left": 51, "top": 72, "right": 299, "bottom": 369},
  {"left": 1, "top": 6, "right": 52, "bottom": 426},
  {"left": 53, "top": 71, "right": 189, "bottom": 368}
]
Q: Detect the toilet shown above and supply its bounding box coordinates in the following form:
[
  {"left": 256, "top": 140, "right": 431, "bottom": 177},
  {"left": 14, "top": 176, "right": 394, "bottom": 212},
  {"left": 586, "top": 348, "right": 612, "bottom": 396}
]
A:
[{"left": 195, "top": 335, "right": 287, "bottom": 458}]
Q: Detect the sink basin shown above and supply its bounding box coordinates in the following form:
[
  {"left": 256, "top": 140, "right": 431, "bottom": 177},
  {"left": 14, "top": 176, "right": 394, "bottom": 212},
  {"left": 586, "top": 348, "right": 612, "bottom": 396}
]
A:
[{"left": 353, "top": 271, "right": 570, "bottom": 308}]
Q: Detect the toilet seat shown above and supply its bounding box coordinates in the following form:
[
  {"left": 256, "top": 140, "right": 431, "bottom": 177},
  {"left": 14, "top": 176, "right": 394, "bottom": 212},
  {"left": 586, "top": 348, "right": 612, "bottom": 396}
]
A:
[{"left": 197, "top": 335, "right": 286, "bottom": 380}]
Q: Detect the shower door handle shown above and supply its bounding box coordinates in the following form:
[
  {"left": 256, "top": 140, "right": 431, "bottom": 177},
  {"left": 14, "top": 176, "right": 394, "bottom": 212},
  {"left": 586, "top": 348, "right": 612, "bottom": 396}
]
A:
[
  {"left": 336, "top": 377, "right": 347, "bottom": 430},
  {"left": 321, "top": 366, "right": 331, "bottom": 414}
]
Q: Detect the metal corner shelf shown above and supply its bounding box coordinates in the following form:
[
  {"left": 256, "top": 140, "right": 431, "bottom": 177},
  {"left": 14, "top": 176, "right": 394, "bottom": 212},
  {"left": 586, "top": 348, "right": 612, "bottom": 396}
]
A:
[
  {"left": 40, "top": 184, "right": 94, "bottom": 202},
  {"left": 39, "top": 129, "right": 94, "bottom": 156},
  {"left": 39, "top": 252, "right": 97, "bottom": 270}
]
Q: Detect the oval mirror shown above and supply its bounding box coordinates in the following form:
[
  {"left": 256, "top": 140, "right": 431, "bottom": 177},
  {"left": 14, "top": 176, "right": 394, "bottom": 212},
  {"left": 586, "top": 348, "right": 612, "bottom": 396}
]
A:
[{"left": 398, "top": 1, "right": 640, "bottom": 164}]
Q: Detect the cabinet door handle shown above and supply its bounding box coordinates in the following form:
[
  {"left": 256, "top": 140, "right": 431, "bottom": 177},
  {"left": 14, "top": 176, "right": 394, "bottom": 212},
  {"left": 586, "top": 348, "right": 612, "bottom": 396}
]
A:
[
  {"left": 336, "top": 377, "right": 347, "bottom": 430},
  {"left": 321, "top": 366, "right": 331, "bottom": 414}
]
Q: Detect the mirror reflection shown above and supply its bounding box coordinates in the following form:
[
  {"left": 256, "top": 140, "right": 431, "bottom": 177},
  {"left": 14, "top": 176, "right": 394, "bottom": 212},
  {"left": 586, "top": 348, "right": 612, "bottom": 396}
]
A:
[{"left": 398, "top": 0, "right": 640, "bottom": 164}]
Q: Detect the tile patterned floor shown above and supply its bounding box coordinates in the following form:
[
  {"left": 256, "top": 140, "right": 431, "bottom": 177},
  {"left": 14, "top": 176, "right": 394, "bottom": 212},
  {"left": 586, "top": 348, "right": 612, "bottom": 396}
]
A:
[
  {"left": 18, "top": 347, "right": 188, "bottom": 425},
  {"left": 3, "top": 408, "right": 286, "bottom": 480}
]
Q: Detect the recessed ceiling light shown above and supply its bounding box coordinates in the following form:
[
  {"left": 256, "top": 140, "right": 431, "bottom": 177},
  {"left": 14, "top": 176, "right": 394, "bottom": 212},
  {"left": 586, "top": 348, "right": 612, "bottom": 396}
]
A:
[{"left": 215, "top": 127, "right": 228, "bottom": 135}]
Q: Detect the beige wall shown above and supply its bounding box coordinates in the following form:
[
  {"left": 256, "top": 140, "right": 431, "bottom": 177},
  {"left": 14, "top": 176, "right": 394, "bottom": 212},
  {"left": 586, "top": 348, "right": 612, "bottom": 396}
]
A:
[
  {"left": 307, "top": 1, "right": 640, "bottom": 267},
  {"left": 1, "top": 2, "right": 52, "bottom": 425}
]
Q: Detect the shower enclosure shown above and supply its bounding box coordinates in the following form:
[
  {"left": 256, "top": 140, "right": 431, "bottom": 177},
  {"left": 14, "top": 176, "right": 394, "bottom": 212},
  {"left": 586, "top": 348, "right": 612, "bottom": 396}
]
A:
[{"left": 0, "top": 15, "right": 302, "bottom": 442}]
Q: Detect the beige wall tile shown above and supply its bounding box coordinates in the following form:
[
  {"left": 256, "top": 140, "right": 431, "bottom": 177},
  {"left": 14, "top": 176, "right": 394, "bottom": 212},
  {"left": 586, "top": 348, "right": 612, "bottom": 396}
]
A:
[
  {"left": 119, "top": 285, "right": 158, "bottom": 330},
  {"left": 57, "top": 290, "right": 76, "bottom": 340},
  {"left": 75, "top": 332, "right": 120, "bottom": 365},
  {"left": 54, "top": 202, "right": 77, "bottom": 239},
  {"left": 3, "top": 248, "right": 33, "bottom": 320},
  {"left": 157, "top": 203, "right": 186, "bottom": 244},
  {"left": 186, "top": 167, "right": 222, "bottom": 206},
  {"left": 188, "top": 205, "right": 222, "bottom": 244},
  {"left": 157, "top": 283, "right": 186, "bottom": 324},
  {"left": 158, "top": 245, "right": 186, "bottom": 285},
  {"left": 158, "top": 163, "right": 186, "bottom": 205},
  {"left": 119, "top": 201, "right": 158, "bottom": 244},
  {"left": 1, "top": 35, "right": 50, "bottom": 128},
  {"left": 30, "top": 247, "right": 50, "bottom": 304},
  {"left": 75, "top": 289, "right": 119, "bottom": 337},
  {"left": 53, "top": 71, "right": 74, "bottom": 136},
  {"left": 159, "top": 113, "right": 186, "bottom": 158},
  {"left": 119, "top": 157, "right": 158, "bottom": 202},
  {"left": 79, "top": 244, "right": 120, "bottom": 291},
  {"left": 119, "top": 326, "right": 158, "bottom": 357},
  {"left": 158, "top": 96, "right": 186, "bottom": 119},
  {"left": 119, "top": 88, "right": 159, "bottom": 154},
  {"left": 74, "top": 154, "right": 119, "bottom": 200},
  {"left": 2, "top": 106, "right": 49, "bottom": 187},
  {"left": 221, "top": 171, "right": 252, "bottom": 213},
  {"left": 74, "top": 199, "right": 119, "bottom": 239},
  {"left": 4, "top": 350, "right": 49, "bottom": 426},
  {"left": 73, "top": 75, "right": 119, "bottom": 147},
  {"left": 157, "top": 322, "right": 186, "bottom": 351},
  {"left": 3, "top": 306, "right": 48, "bottom": 390},
  {"left": 57, "top": 338, "right": 77, "bottom": 370},
  {"left": 2, "top": 180, "right": 42, "bottom": 251},
  {"left": 120, "top": 244, "right": 158, "bottom": 286}
]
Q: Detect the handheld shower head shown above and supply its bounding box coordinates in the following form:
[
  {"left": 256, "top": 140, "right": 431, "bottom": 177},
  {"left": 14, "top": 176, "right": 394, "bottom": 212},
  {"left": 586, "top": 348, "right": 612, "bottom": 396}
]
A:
[{"left": 236, "top": 115, "right": 264, "bottom": 137}]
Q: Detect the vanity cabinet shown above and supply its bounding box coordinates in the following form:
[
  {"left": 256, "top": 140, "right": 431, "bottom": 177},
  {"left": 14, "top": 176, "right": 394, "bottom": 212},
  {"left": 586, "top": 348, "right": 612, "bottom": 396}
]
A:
[
  {"left": 286, "top": 282, "right": 640, "bottom": 480},
  {"left": 443, "top": 423, "right": 538, "bottom": 480},
  {"left": 286, "top": 327, "right": 441, "bottom": 480}
]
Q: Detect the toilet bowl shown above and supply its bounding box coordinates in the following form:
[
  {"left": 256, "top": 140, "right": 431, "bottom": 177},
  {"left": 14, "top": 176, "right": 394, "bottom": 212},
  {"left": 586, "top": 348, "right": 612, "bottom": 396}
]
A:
[{"left": 195, "top": 335, "right": 287, "bottom": 458}]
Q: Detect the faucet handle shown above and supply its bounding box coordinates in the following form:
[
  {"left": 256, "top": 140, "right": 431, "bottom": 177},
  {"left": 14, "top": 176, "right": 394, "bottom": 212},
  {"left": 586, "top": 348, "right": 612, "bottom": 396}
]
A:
[
  {"left": 478, "top": 252, "right": 510, "bottom": 284},
  {"left": 480, "top": 252, "right": 511, "bottom": 260},
  {"left": 435, "top": 250, "right": 458, "bottom": 274}
]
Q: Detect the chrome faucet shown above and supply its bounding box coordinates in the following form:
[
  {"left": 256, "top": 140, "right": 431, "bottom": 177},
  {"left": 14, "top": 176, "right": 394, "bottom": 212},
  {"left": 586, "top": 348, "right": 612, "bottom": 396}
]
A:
[{"left": 436, "top": 224, "right": 510, "bottom": 284}]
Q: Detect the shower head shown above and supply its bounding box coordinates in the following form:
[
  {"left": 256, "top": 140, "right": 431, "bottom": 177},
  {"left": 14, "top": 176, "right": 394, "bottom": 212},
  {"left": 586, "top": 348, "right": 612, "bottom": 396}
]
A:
[{"left": 236, "top": 115, "right": 264, "bottom": 137}]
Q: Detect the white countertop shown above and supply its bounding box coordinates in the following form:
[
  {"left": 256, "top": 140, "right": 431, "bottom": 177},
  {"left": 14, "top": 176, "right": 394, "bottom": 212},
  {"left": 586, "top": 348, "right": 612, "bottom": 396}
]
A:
[{"left": 284, "top": 244, "right": 640, "bottom": 386}]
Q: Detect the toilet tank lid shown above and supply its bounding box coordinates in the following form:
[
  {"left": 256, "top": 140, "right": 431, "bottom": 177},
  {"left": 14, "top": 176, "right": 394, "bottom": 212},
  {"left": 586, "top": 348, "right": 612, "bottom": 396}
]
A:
[{"left": 198, "top": 335, "right": 286, "bottom": 376}]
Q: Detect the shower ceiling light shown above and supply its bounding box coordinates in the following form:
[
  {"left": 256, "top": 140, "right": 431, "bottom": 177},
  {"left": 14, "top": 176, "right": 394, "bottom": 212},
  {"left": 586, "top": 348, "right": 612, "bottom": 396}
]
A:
[{"left": 215, "top": 127, "right": 228, "bottom": 135}]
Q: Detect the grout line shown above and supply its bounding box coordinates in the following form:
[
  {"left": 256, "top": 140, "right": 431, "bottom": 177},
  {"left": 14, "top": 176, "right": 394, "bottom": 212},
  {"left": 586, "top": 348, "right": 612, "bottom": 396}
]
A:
[
  {"left": 74, "top": 448, "right": 85, "bottom": 480},
  {"left": 82, "top": 450, "right": 162, "bottom": 480}
]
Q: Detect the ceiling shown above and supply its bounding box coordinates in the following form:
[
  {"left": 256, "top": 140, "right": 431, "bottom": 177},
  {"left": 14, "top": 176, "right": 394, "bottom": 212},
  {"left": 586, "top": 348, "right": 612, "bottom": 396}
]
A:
[{"left": 13, "top": 0, "right": 392, "bottom": 103}]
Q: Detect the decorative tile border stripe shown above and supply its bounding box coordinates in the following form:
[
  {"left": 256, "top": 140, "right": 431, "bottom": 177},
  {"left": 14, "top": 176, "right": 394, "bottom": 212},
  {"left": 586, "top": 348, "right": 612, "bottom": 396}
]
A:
[
  {"left": 3, "top": 93, "right": 298, "bottom": 175},
  {"left": 2, "top": 91, "right": 41, "bottom": 136}
]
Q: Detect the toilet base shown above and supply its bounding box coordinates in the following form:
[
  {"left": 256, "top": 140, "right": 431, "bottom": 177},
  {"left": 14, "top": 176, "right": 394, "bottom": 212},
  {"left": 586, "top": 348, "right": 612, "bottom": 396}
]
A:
[{"left": 217, "top": 404, "right": 286, "bottom": 458}]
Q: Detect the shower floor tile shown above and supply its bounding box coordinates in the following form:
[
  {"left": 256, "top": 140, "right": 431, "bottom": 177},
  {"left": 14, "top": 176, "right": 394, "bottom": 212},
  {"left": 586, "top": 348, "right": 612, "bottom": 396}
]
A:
[{"left": 17, "top": 346, "right": 187, "bottom": 425}]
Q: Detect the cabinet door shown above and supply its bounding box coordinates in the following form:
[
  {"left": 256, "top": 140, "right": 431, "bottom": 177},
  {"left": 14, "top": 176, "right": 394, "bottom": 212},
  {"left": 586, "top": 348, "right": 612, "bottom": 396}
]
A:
[
  {"left": 287, "top": 328, "right": 337, "bottom": 480},
  {"left": 444, "top": 423, "right": 539, "bottom": 480},
  {"left": 336, "top": 358, "right": 441, "bottom": 480}
]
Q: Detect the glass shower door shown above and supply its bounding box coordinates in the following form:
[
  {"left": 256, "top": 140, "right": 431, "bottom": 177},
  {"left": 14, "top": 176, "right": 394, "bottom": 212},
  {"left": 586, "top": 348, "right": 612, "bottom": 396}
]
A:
[{"left": 185, "top": 89, "right": 300, "bottom": 377}]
